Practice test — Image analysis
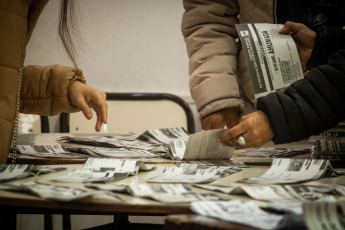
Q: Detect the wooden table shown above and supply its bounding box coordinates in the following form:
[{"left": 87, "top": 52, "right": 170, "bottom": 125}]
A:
[
  {"left": 6, "top": 133, "right": 344, "bottom": 229},
  {"left": 0, "top": 164, "right": 269, "bottom": 230}
]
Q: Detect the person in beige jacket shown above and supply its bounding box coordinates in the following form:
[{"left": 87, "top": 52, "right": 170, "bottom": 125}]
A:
[
  {"left": 182, "top": 0, "right": 345, "bottom": 132},
  {"left": 0, "top": 0, "right": 108, "bottom": 163}
]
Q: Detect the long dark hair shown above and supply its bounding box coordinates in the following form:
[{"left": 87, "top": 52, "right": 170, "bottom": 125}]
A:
[{"left": 58, "top": 0, "right": 80, "bottom": 68}]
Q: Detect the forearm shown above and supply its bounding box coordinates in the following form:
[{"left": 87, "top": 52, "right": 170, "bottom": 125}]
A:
[
  {"left": 258, "top": 50, "right": 345, "bottom": 144},
  {"left": 20, "top": 64, "right": 86, "bottom": 116},
  {"left": 182, "top": 0, "right": 243, "bottom": 116}
]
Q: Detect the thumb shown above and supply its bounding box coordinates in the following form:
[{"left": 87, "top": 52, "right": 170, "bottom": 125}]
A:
[{"left": 279, "top": 21, "right": 294, "bottom": 34}]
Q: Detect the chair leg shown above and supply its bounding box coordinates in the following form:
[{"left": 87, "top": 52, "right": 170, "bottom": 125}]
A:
[
  {"left": 113, "top": 213, "right": 130, "bottom": 229},
  {"left": 63, "top": 214, "right": 72, "bottom": 230},
  {"left": 82, "top": 214, "right": 129, "bottom": 230},
  {"left": 44, "top": 214, "right": 53, "bottom": 230},
  {"left": 0, "top": 211, "right": 16, "bottom": 230}
]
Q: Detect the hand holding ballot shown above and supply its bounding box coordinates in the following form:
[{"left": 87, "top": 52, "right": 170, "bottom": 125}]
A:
[
  {"left": 279, "top": 21, "right": 317, "bottom": 75},
  {"left": 217, "top": 110, "right": 274, "bottom": 148},
  {"left": 219, "top": 21, "right": 345, "bottom": 147}
]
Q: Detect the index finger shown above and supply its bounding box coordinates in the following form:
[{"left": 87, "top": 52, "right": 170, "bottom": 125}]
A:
[
  {"left": 216, "top": 123, "right": 245, "bottom": 142},
  {"left": 95, "top": 104, "right": 108, "bottom": 132}
]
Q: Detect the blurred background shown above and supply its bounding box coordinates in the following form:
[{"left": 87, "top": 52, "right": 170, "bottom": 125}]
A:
[{"left": 24, "top": 0, "right": 201, "bottom": 134}]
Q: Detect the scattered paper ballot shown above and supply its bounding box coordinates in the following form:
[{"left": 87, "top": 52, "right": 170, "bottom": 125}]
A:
[
  {"left": 127, "top": 183, "right": 221, "bottom": 203},
  {"left": 19, "top": 181, "right": 97, "bottom": 202},
  {"left": 58, "top": 134, "right": 161, "bottom": 151},
  {"left": 18, "top": 145, "right": 70, "bottom": 154},
  {"left": 142, "top": 127, "right": 190, "bottom": 145},
  {"left": 0, "top": 181, "right": 121, "bottom": 202},
  {"left": 239, "top": 184, "right": 342, "bottom": 202},
  {"left": 0, "top": 164, "right": 66, "bottom": 182},
  {"left": 176, "top": 159, "right": 248, "bottom": 168},
  {"left": 237, "top": 158, "right": 334, "bottom": 184},
  {"left": 193, "top": 184, "right": 240, "bottom": 194},
  {"left": 52, "top": 158, "right": 156, "bottom": 183},
  {"left": 83, "top": 158, "right": 156, "bottom": 175},
  {"left": 303, "top": 200, "right": 345, "bottom": 230},
  {"left": 267, "top": 196, "right": 337, "bottom": 216},
  {"left": 66, "top": 146, "right": 159, "bottom": 158},
  {"left": 237, "top": 147, "right": 310, "bottom": 158},
  {"left": 87, "top": 183, "right": 221, "bottom": 203},
  {"left": 169, "top": 129, "right": 234, "bottom": 160},
  {"left": 0, "top": 164, "right": 34, "bottom": 182},
  {"left": 147, "top": 162, "right": 241, "bottom": 184},
  {"left": 85, "top": 184, "right": 128, "bottom": 192},
  {"left": 194, "top": 183, "right": 345, "bottom": 203},
  {"left": 191, "top": 200, "right": 283, "bottom": 230},
  {"left": 17, "top": 145, "right": 80, "bottom": 158}
]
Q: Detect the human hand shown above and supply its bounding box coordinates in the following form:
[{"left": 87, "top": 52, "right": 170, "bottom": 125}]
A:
[
  {"left": 279, "top": 21, "right": 316, "bottom": 75},
  {"left": 69, "top": 81, "right": 108, "bottom": 132},
  {"left": 201, "top": 107, "right": 239, "bottom": 130},
  {"left": 216, "top": 110, "right": 274, "bottom": 148}
]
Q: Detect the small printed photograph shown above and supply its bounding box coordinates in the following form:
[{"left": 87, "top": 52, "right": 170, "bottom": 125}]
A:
[
  {"left": 286, "top": 159, "right": 305, "bottom": 171},
  {"left": 159, "top": 129, "right": 178, "bottom": 139},
  {"left": 240, "top": 30, "right": 250, "bottom": 37},
  {"left": 32, "top": 145, "right": 48, "bottom": 153},
  {"left": 182, "top": 168, "right": 198, "bottom": 175},
  {"left": 98, "top": 167, "right": 116, "bottom": 172},
  {"left": 0, "top": 165, "right": 10, "bottom": 173}
]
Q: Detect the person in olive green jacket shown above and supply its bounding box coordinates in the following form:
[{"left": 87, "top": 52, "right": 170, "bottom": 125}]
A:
[{"left": 0, "top": 0, "right": 108, "bottom": 163}]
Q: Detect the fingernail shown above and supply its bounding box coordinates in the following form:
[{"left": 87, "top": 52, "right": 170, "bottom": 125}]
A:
[
  {"left": 216, "top": 138, "right": 220, "bottom": 142},
  {"left": 86, "top": 113, "right": 92, "bottom": 119}
]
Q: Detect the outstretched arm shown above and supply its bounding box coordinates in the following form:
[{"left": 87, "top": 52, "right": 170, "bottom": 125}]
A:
[{"left": 21, "top": 64, "right": 108, "bottom": 132}]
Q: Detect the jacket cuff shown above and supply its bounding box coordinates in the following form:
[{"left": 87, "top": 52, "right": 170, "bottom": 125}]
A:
[
  {"left": 67, "top": 69, "right": 86, "bottom": 108},
  {"left": 257, "top": 93, "right": 293, "bottom": 144},
  {"left": 198, "top": 98, "right": 244, "bottom": 119}
]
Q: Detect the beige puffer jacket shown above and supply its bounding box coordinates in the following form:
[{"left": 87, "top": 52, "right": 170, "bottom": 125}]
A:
[
  {"left": 182, "top": 0, "right": 277, "bottom": 119},
  {"left": 0, "top": 0, "right": 85, "bottom": 163}
]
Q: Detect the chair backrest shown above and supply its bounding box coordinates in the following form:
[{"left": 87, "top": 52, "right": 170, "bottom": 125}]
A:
[
  {"left": 18, "top": 114, "right": 49, "bottom": 134},
  {"left": 60, "top": 93, "right": 195, "bottom": 134}
]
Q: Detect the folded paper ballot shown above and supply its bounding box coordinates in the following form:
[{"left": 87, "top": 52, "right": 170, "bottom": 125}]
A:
[
  {"left": 236, "top": 23, "right": 303, "bottom": 98},
  {"left": 52, "top": 158, "right": 156, "bottom": 183},
  {"left": 169, "top": 129, "right": 234, "bottom": 160},
  {"left": 53, "top": 128, "right": 234, "bottom": 161},
  {"left": 87, "top": 183, "right": 221, "bottom": 203},
  {"left": 237, "top": 158, "right": 335, "bottom": 184}
]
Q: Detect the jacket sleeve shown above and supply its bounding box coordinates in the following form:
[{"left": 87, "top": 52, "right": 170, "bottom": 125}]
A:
[
  {"left": 181, "top": 0, "right": 243, "bottom": 118},
  {"left": 20, "top": 64, "right": 86, "bottom": 116},
  {"left": 308, "top": 26, "right": 345, "bottom": 68},
  {"left": 257, "top": 49, "right": 345, "bottom": 144}
]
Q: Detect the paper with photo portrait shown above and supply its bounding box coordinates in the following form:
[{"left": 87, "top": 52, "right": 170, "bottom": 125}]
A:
[{"left": 237, "top": 158, "right": 332, "bottom": 184}]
